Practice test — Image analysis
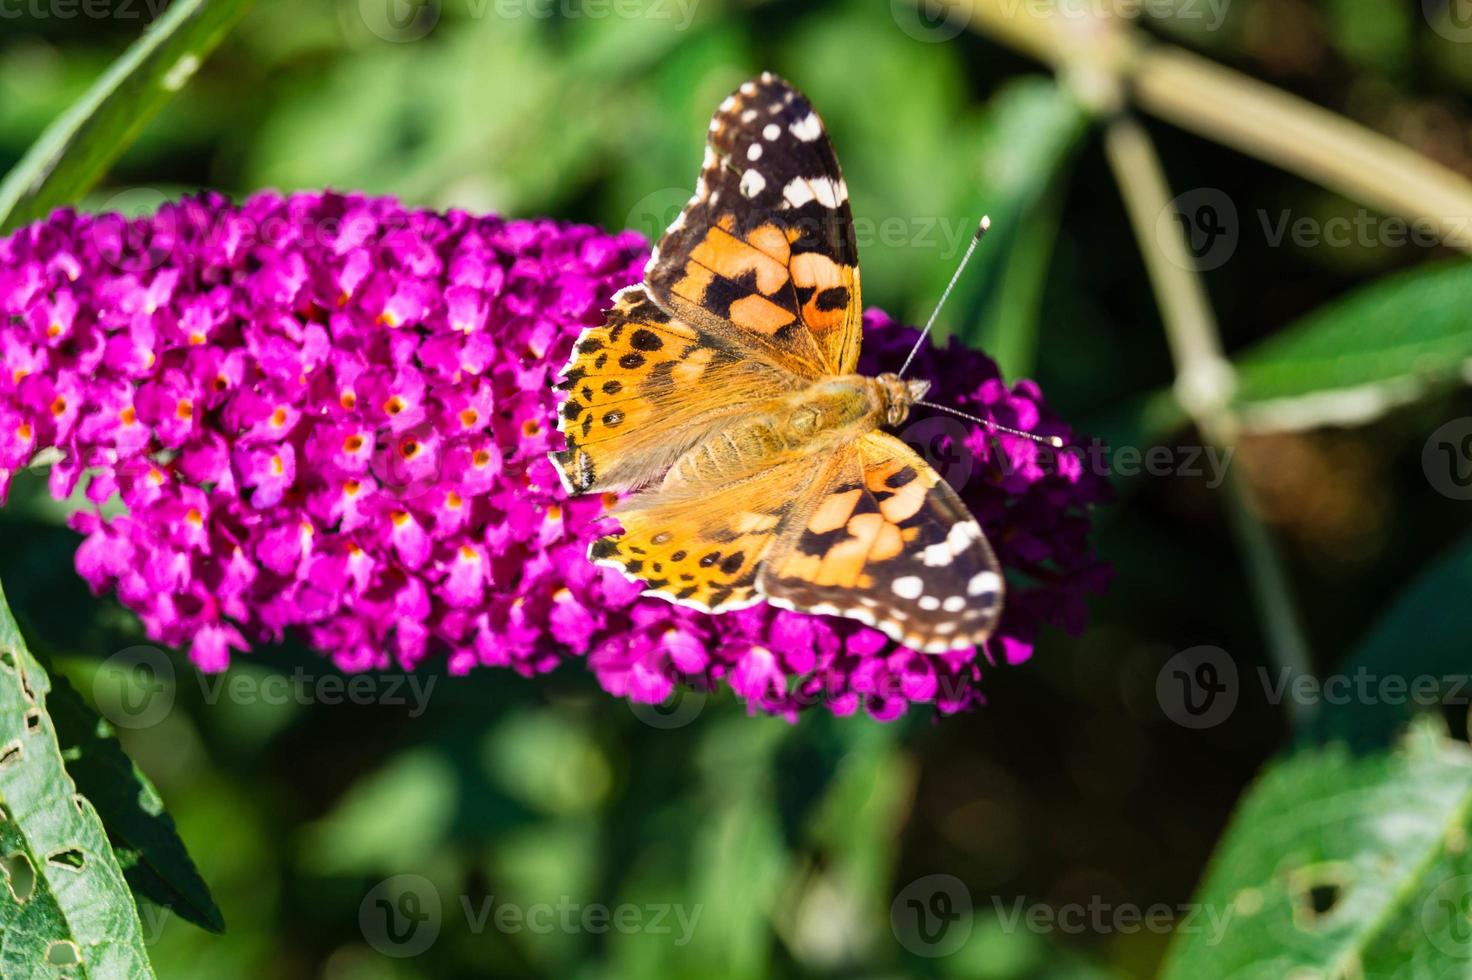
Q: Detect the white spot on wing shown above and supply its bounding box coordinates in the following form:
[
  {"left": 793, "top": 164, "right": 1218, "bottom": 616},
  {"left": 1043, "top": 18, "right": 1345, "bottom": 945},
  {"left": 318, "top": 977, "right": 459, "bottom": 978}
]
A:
[
  {"left": 942, "top": 596, "right": 966, "bottom": 613},
  {"left": 782, "top": 178, "right": 815, "bottom": 208},
  {"left": 740, "top": 169, "right": 767, "bottom": 198},
  {"left": 892, "top": 576, "right": 924, "bottom": 600},
  {"left": 763, "top": 123, "right": 781, "bottom": 141},
  {"left": 968, "top": 571, "right": 1001, "bottom": 596},
  {"left": 747, "top": 143, "right": 763, "bottom": 161},
  {"left": 790, "top": 113, "right": 822, "bottom": 141}
]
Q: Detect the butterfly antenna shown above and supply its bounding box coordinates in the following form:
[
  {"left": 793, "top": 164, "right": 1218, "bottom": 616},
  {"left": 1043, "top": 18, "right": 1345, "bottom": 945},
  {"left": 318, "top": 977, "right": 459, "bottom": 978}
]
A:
[
  {"left": 915, "top": 400, "right": 1065, "bottom": 448},
  {"left": 897, "top": 215, "right": 991, "bottom": 379}
]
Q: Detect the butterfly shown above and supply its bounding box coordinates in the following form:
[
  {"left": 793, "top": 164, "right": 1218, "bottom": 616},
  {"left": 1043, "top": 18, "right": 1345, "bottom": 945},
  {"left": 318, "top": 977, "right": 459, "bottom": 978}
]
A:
[{"left": 550, "top": 72, "right": 1006, "bottom": 653}]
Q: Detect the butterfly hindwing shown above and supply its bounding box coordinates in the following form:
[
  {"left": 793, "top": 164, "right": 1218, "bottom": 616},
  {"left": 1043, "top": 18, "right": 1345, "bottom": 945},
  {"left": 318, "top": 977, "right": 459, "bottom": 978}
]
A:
[
  {"left": 760, "top": 431, "right": 1003, "bottom": 653},
  {"left": 552, "top": 284, "right": 801, "bottom": 494},
  {"left": 590, "top": 459, "right": 815, "bottom": 612},
  {"left": 647, "top": 72, "right": 863, "bottom": 379}
]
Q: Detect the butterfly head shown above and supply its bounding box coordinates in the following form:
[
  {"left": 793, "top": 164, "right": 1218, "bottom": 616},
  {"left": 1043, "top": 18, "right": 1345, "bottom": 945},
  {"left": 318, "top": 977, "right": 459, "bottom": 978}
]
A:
[{"left": 875, "top": 373, "right": 931, "bottom": 427}]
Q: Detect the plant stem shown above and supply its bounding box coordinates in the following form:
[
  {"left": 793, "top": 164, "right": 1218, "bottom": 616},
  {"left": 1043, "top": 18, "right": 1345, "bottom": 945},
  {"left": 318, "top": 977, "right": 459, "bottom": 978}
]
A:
[
  {"left": 915, "top": 0, "right": 1472, "bottom": 254},
  {"left": 1104, "top": 114, "right": 1317, "bottom": 720}
]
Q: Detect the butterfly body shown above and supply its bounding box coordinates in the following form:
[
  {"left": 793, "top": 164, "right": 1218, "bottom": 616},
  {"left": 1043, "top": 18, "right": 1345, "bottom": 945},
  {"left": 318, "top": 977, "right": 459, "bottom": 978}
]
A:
[
  {"left": 551, "top": 73, "right": 1006, "bottom": 653},
  {"left": 659, "top": 373, "right": 929, "bottom": 490}
]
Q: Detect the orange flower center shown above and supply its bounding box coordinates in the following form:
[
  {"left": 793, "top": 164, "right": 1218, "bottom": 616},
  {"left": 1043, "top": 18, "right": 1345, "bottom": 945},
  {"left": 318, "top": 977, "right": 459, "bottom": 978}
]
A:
[{"left": 343, "top": 434, "right": 366, "bottom": 453}]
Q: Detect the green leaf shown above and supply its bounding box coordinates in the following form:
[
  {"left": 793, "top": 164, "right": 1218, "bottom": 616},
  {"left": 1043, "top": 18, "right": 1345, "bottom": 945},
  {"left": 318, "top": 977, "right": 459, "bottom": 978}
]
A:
[
  {"left": 0, "top": 581, "right": 155, "bottom": 978},
  {"left": 44, "top": 672, "right": 223, "bottom": 934},
  {"left": 954, "top": 77, "right": 1090, "bottom": 377},
  {"left": 1233, "top": 259, "right": 1472, "bottom": 431},
  {"left": 1162, "top": 719, "right": 1472, "bottom": 978},
  {"left": 0, "top": 0, "right": 254, "bottom": 232},
  {"left": 1304, "top": 530, "right": 1472, "bottom": 750}
]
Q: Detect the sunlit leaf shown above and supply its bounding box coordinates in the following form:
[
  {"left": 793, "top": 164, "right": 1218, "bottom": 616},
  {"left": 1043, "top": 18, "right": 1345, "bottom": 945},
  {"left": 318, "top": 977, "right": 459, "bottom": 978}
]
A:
[
  {"left": 1162, "top": 719, "right": 1472, "bottom": 978},
  {"left": 1233, "top": 260, "right": 1472, "bottom": 431},
  {"left": 0, "top": 581, "right": 154, "bottom": 977},
  {"left": 0, "top": 0, "right": 254, "bottom": 232}
]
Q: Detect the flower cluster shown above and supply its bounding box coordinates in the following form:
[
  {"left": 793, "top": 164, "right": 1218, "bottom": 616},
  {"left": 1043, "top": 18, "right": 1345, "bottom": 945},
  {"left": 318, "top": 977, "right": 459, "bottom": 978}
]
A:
[{"left": 0, "top": 191, "right": 1109, "bottom": 719}]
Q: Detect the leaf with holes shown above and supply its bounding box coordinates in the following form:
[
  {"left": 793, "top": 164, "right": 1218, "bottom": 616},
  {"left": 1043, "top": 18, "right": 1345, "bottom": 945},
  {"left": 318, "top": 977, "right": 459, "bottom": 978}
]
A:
[
  {"left": 44, "top": 671, "right": 223, "bottom": 934},
  {"left": 1161, "top": 719, "right": 1472, "bottom": 978},
  {"left": 0, "top": 580, "right": 155, "bottom": 978},
  {"left": 0, "top": 0, "right": 253, "bottom": 232},
  {"left": 1233, "top": 259, "right": 1472, "bottom": 432}
]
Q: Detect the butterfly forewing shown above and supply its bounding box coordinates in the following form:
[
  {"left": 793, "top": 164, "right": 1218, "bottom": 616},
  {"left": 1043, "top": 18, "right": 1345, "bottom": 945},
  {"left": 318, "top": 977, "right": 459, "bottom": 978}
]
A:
[
  {"left": 552, "top": 284, "right": 801, "bottom": 495},
  {"left": 647, "top": 72, "right": 864, "bottom": 378}
]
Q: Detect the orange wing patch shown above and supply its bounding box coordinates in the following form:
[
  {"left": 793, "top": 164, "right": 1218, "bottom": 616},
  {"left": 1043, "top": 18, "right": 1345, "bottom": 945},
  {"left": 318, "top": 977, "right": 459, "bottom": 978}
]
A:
[
  {"left": 552, "top": 285, "right": 801, "bottom": 495},
  {"left": 591, "top": 459, "right": 811, "bottom": 612},
  {"left": 761, "top": 433, "right": 1004, "bottom": 653}
]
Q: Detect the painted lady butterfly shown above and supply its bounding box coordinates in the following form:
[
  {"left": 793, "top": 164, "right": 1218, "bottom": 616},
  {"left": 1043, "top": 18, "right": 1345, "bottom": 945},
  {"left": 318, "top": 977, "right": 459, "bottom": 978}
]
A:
[{"left": 551, "top": 73, "right": 1008, "bottom": 653}]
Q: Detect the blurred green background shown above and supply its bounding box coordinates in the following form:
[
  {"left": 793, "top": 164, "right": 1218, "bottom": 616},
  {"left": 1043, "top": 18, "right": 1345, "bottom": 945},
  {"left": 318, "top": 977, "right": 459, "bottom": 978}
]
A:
[{"left": 3, "top": 0, "right": 1472, "bottom": 977}]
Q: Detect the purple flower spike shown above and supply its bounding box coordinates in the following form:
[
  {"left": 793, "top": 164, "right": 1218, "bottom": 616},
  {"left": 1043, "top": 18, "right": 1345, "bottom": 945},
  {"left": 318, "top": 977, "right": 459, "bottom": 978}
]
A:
[{"left": 0, "top": 191, "right": 1110, "bottom": 719}]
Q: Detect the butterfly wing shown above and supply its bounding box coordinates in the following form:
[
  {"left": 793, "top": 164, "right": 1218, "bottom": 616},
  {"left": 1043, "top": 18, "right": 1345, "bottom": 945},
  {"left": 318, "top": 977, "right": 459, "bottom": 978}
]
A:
[
  {"left": 647, "top": 72, "right": 863, "bottom": 378},
  {"left": 760, "top": 431, "right": 1004, "bottom": 652},
  {"left": 552, "top": 284, "right": 804, "bottom": 495},
  {"left": 590, "top": 456, "right": 826, "bottom": 612}
]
